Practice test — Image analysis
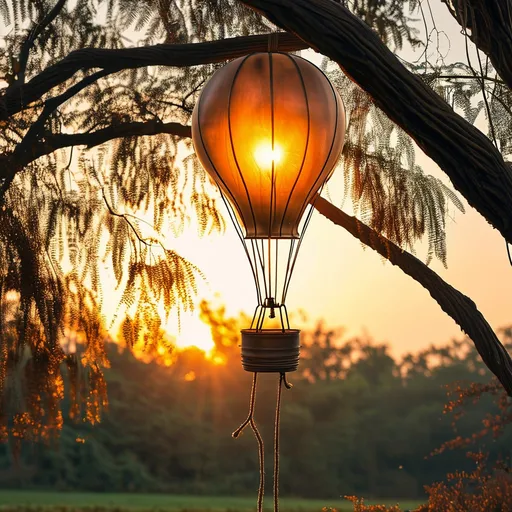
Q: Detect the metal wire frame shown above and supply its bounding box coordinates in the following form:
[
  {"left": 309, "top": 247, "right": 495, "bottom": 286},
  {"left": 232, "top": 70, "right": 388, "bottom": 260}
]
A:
[
  {"left": 219, "top": 189, "right": 323, "bottom": 333},
  {"left": 195, "top": 51, "right": 342, "bottom": 331}
]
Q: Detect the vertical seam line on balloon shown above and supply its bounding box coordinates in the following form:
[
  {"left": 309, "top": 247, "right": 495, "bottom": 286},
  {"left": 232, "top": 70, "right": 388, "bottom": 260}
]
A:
[
  {"left": 268, "top": 52, "right": 275, "bottom": 299},
  {"left": 196, "top": 57, "right": 262, "bottom": 304},
  {"left": 279, "top": 53, "right": 311, "bottom": 238},
  {"left": 298, "top": 61, "right": 339, "bottom": 224},
  {"left": 228, "top": 54, "right": 258, "bottom": 237},
  {"left": 282, "top": 62, "right": 340, "bottom": 303},
  {"left": 196, "top": 62, "right": 246, "bottom": 228}
]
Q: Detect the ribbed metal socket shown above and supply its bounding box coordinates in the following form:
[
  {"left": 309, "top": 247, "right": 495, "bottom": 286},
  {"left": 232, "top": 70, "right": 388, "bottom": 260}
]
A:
[{"left": 240, "top": 329, "right": 300, "bottom": 373}]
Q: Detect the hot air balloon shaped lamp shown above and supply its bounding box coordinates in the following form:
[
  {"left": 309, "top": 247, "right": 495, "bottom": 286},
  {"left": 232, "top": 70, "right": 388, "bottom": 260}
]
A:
[{"left": 191, "top": 35, "right": 345, "bottom": 510}]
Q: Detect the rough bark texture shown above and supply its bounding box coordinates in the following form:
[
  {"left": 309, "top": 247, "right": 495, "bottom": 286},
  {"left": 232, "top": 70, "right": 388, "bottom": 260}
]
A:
[
  {"left": 314, "top": 196, "right": 512, "bottom": 396},
  {"left": 241, "top": 0, "right": 512, "bottom": 246},
  {"left": 0, "top": 32, "right": 308, "bottom": 120},
  {"left": 442, "top": 0, "right": 512, "bottom": 90}
]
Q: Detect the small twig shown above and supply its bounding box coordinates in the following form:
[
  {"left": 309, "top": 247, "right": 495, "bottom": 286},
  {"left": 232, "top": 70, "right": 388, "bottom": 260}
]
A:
[
  {"left": 101, "top": 188, "right": 159, "bottom": 248},
  {"left": 433, "top": 74, "right": 505, "bottom": 84},
  {"left": 16, "top": 0, "right": 67, "bottom": 86}
]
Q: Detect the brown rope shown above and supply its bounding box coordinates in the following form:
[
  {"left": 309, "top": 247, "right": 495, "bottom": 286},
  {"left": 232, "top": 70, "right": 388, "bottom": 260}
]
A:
[
  {"left": 273, "top": 373, "right": 283, "bottom": 511},
  {"left": 232, "top": 372, "right": 264, "bottom": 512},
  {"left": 273, "top": 372, "right": 292, "bottom": 511}
]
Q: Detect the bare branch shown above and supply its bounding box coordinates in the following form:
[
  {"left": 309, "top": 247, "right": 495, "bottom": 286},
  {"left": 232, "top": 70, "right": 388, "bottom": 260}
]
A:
[
  {"left": 0, "top": 32, "right": 308, "bottom": 120},
  {"left": 314, "top": 195, "right": 512, "bottom": 396},
  {"left": 440, "top": 0, "right": 512, "bottom": 91},
  {"left": 1, "top": 69, "right": 112, "bottom": 197},
  {"left": 0, "top": 119, "right": 191, "bottom": 199},
  {"left": 16, "top": 0, "right": 67, "bottom": 85},
  {"left": 30, "top": 119, "right": 190, "bottom": 162}
]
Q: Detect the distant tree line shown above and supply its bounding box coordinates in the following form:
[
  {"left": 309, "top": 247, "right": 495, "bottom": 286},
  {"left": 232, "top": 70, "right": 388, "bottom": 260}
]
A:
[{"left": 1, "top": 304, "right": 511, "bottom": 500}]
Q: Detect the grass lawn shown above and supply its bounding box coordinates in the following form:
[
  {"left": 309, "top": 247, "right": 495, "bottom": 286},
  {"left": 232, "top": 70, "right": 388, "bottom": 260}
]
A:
[{"left": 0, "top": 490, "right": 423, "bottom": 511}]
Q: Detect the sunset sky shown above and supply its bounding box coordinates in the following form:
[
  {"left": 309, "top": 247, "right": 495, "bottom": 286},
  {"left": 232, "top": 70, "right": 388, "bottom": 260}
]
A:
[{"left": 159, "top": 5, "right": 512, "bottom": 358}]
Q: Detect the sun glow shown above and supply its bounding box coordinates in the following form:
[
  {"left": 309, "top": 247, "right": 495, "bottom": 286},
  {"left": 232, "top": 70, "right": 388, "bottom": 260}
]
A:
[
  {"left": 254, "top": 142, "right": 283, "bottom": 170},
  {"left": 173, "top": 315, "right": 216, "bottom": 354}
]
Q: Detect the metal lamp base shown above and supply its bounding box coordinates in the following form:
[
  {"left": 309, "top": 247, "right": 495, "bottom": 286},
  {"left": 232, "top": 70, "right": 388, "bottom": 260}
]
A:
[{"left": 240, "top": 329, "right": 300, "bottom": 373}]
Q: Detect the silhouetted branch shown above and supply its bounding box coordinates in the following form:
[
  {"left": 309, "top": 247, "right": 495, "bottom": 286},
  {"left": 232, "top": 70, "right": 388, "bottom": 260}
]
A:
[
  {"left": 0, "top": 32, "right": 308, "bottom": 120},
  {"left": 440, "top": 0, "right": 512, "bottom": 91},
  {"left": 2, "top": 120, "right": 191, "bottom": 189},
  {"left": 17, "top": 0, "right": 66, "bottom": 85},
  {"left": 313, "top": 195, "right": 512, "bottom": 396}
]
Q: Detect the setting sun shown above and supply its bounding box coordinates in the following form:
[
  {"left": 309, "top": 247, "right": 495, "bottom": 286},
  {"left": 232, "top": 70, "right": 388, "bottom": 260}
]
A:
[{"left": 172, "top": 314, "right": 215, "bottom": 354}]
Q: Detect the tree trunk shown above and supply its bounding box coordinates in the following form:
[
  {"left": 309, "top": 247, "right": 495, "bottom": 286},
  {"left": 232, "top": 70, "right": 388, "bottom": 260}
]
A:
[
  {"left": 241, "top": 0, "right": 512, "bottom": 246},
  {"left": 313, "top": 196, "right": 512, "bottom": 396}
]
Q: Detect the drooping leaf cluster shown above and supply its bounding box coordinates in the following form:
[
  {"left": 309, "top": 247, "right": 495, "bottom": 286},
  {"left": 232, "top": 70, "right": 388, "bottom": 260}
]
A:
[{"left": 323, "top": 59, "right": 465, "bottom": 266}]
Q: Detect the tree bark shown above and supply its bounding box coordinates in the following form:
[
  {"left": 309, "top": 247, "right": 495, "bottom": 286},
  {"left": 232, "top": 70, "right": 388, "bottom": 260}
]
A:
[
  {"left": 241, "top": 0, "right": 512, "bottom": 246},
  {"left": 0, "top": 32, "right": 307, "bottom": 121},
  {"left": 441, "top": 0, "right": 512, "bottom": 91},
  {"left": 313, "top": 196, "right": 512, "bottom": 396}
]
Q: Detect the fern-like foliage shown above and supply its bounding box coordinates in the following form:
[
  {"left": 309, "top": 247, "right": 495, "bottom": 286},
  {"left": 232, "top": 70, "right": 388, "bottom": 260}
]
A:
[
  {"left": 323, "top": 59, "right": 465, "bottom": 266},
  {"left": 0, "top": 0, "right": 248, "bottom": 440}
]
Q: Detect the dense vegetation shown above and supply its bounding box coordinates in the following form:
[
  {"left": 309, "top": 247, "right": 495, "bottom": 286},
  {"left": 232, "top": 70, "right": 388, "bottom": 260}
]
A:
[{"left": 2, "top": 305, "right": 511, "bottom": 502}]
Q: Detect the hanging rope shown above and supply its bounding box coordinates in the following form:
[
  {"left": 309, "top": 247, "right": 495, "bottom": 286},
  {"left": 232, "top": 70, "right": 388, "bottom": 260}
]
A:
[
  {"left": 232, "top": 373, "right": 265, "bottom": 512},
  {"left": 273, "top": 372, "right": 293, "bottom": 512},
  {"left": 233, "top": 372, "right": 293, "bottom": 512}
]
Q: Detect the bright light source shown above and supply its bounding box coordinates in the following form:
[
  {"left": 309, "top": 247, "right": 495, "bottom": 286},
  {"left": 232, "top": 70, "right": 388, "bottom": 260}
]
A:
[{"left": 254, "top": 143, "right": 283, "bottom": 170}]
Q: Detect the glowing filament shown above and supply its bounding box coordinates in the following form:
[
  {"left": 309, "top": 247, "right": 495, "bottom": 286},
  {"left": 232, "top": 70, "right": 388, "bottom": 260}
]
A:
[{"left": 254, "top": 143, "right": 283, "bottom": 170}]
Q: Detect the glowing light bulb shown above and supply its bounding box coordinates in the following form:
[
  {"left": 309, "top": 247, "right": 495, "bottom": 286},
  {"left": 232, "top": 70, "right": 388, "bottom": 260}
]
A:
[{"left": 254, "top": 143, "right": 283, "bottom": 170}]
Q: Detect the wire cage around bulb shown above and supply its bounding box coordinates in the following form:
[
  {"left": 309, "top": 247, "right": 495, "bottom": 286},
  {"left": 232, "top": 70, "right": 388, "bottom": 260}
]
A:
[{"left": 192, "top": 51, "right": 346, "bottom": 373}]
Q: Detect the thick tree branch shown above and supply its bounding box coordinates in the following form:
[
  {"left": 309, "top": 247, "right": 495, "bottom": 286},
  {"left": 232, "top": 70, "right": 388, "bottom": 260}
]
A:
[
  {"left": 313, "top": 195, "right": 512, "bottom": 396},
  {"left": 441, "top": 0, "right": 512, "bottom": 91},
  {"left": 0, "top": 32, "right": 308, "bottom": 121},
  {"left": 241, "top": 0, "right": 512, "bottom": 246},
  {"left": 0, "top": 120, "right": 191, "bottom": 199}
]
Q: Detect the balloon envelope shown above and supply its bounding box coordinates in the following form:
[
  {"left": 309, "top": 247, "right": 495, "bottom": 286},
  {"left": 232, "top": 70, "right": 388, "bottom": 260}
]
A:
[{"left": 192, "top": 52, "right": 345, "bottom": 239}]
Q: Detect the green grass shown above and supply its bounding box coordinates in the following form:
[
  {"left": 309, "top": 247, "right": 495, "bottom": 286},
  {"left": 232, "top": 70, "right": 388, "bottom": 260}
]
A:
[{"left": 0, "top": 490, "right": 423, "bottom": 511}]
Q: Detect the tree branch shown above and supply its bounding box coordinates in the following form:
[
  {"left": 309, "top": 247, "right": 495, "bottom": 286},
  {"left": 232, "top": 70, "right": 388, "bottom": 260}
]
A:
[
  {"left": 0, "top": 32, "right": 308, "bottom": 120},
  {"left": 313, "top": 195, "right": 512, "bottom": 396},
  {"left": 18, "top": 120, "right": 192, "bottom": 167},
  {"left": 440, "top": 0, "right": 512, "bottom": 91},
  {"left": 0, "top": 119, "right": 191, "bottom": 200},
  {"left": 16, "top": 0, "right": 67, "bottom": 85},
  {"left": 241, "top": 0, "right": 512, "bottom": 246},
  {"left": 1, "top": 69, "right": 112, "bottom": 197}
]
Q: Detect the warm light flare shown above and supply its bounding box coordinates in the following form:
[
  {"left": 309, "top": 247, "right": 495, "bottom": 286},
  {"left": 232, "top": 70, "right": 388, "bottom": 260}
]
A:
[
  {"left": 253, "top": 142, "right": 283, "bottom": 170},
  {"left": 211, "top": 354, "right": 227, "bottom": 365},
  {"left": 173, "top": 316, "right": 215, "bottom": 354}
]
